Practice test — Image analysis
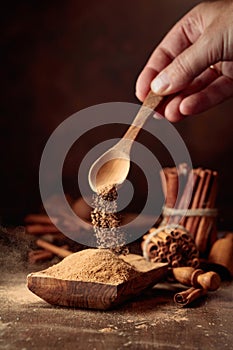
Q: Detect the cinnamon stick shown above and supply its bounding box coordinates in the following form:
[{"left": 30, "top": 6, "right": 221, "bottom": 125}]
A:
[
  {"left": 161, "top": 167, "right": 179, "bottom": 223},
  {"left": 26, "top": 224, "right": 60, "bottom": 234},
  {"left": 177, "top": 163, "right": 189, "bottom": 200},
  {"left": 141, "top": 240, "right": 159, "bottom": 259},
  {"left": 185, "top": 169, "right": 206, "bottom": 237},
  {"left": 28, "top": 249, "right": 54, "bottom": 264},
  {"left": 174, "top": 287, "right": 208, "bottom": 307},
  {"left": 179, "top": 170, "right": 200, "bottom": 229},
  {"left": 28, "top": 244, "right": 70, "bottom": 263},
  {"left": 36, "top": 239, "right": 73, "bottom": 258},
  {"left": 169, "top": 242, "right": 178, "bottom": 253},
  {"left": 195, "top": 171, "right": 218, "bottom": 253},
  {"left": 157, "top": 231, "right": 172, "bottom": 243},
  {"left": 173, "top": 170, "right": 197, "bottom": 225},
  {"left": 25, "top": 214, "right": 56, "bottom": 225}
]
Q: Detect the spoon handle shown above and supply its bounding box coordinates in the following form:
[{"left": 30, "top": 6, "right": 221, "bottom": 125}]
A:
[{"left": 123, "top": 91, "right": 163, "bottom": 141}]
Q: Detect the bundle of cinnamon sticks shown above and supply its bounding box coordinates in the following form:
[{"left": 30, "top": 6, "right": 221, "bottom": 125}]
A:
[
  {"left": 160, "top": 164, "right": 218, "bottom": 255},
  {"left": 142, "top": 226, "right": 199, "bottom": 268}
]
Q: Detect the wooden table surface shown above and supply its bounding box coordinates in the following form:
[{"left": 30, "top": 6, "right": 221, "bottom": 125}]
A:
[{"left": 1, "top": 264, "right": 232, "bottom": 350}]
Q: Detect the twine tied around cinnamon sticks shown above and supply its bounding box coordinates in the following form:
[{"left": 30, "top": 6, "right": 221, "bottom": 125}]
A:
[{"left": 162, "top": 207, "right": 218, "bottom": 218}]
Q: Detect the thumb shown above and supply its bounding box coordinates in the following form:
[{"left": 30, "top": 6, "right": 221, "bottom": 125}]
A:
[{"left": 151, "top": 29, "right": 221, "bottom": 95}]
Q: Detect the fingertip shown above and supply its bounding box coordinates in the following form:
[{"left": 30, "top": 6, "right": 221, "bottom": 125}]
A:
[
  {"left": 179, "top": 100, "right": 192, "bottom": 115},
  {"left": 135, "top": 66, "right": 158, "bottom": 102},
  {"left": 164, "top": 96, "right": 185, "bottom": 122},
  {"left": 151, "top": 72, "right": 170, "bottom": 95},
  {"left": 135, "top": 75, "right": 144, "bottom": 101},
  {"left": 180, "top": 93, "right": 204, "bottom": 115},
  {"left": 135, "top": 88, "right": 147, "bottom": 102},
  {"left": 165, "top": 112, "right": 183, "bottom": 123}
]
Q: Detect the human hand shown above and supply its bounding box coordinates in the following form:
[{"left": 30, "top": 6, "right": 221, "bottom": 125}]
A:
[{"left": 136, "top": 0, "right": 233, "bottom": 122}]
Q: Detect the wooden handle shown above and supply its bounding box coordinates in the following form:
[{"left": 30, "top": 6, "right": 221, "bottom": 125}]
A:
[
  {"left": 123, "top": 91, "right": 163, "bottom": 141},
  {"left": 172, "top": 267, "right": 220, "bottom": 291},
  {"left": 172, "top": 266, "right": 195, "bottom": 286},
  {"left": 143, "top": 90, "right": 163, "bottom": 110},
  {"left": 196, "top": 271, "right": 221, "bottom": 291}
]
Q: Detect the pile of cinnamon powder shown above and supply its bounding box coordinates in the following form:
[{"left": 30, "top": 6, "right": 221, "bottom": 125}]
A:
[{"left": 42, "top": 249, "right": 140, "bottom": 285}]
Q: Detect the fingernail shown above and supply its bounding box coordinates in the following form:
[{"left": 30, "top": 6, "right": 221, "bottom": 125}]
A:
[
  {"left": 151, "top": 72, "right": 170, "bottom": 93},
  {"left": 153, "top": 112, "right": 164, "bottom": 120}
]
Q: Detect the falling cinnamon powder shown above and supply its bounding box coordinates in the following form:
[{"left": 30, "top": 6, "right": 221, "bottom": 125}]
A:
[
  {"left": 39, "top": 187, "right": 132, "bottom": 286},
  {"left": 41, "top": 249, "right": 140, "bottom": 285},
  {"left": 91, "top": 185, "right": 127, "bottom": 252}
]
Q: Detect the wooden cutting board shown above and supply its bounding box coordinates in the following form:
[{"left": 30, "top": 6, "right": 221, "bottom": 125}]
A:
[{"left": 27, "top": 254, "right": 168, "bottom": 310}]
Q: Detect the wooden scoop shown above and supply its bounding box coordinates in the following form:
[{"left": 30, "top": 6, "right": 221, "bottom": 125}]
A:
[
  {"left": 88, "top": 91, "right": 163, "bottom": 193},
  {"left": 27, "top": 254, "right": 168, "bottom": 310}
]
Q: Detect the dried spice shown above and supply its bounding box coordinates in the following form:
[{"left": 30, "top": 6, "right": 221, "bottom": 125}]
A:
[
  {"left": 42, "top": 249, "right": 140, "bottom": 285},
  {"left": 91, "top": 185, "right": 127, "bottom": 252},
  {"left": 142, "top": 227, "right": 199, "bottom": 268},
  {"left": 160, "top": 166, "right": 218, "bottom": 255}
]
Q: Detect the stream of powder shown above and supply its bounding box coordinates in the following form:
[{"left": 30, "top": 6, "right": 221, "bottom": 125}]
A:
[{"left": 91, "top": 185, "right": 127, "bottom": 253}]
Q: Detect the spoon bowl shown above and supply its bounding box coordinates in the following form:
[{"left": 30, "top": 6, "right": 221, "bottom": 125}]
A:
[
  {"left": 88, "top": 91, "right": 163, "bottom": 193},
  {"left": 88, "top": 147, "right": 130, "bottom": 193}
]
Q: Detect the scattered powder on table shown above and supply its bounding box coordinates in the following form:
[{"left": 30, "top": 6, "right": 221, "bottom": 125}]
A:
[
  {"left": 91, "top": 185, "right": 127, "bottom": 253},
  {"left": 42, "top": 249, "right": 140, "bottom": 285}
]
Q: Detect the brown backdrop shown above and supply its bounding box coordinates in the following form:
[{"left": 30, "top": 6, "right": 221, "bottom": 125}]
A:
[{"left": 1, "top": 0, "right": 232, "bottom": 229}]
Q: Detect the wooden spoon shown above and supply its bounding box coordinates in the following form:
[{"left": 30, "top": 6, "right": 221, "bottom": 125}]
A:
[{"left": 88, "top": 91, "right": 163, "bottom": 193}]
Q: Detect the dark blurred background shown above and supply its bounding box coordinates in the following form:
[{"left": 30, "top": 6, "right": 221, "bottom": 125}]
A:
[{"left": 1, "top": 0, "right": 233, "bottom": 228}]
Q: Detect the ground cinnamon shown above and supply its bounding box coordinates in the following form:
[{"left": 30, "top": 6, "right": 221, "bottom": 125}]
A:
[
  {"left": 42, "top": 249, "right": 140, "bottom": 285},
  {"left": 91, "top": 185, "right": 126, "bottom": 252}
]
